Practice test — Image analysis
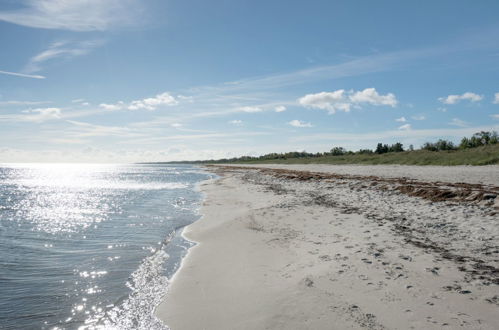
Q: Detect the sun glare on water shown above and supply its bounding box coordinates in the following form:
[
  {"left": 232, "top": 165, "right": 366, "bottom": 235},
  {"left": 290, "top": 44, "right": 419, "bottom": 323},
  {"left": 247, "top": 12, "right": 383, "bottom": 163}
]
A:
[{"left": 2, "top": 163, "right": 126, "bottom": 233}]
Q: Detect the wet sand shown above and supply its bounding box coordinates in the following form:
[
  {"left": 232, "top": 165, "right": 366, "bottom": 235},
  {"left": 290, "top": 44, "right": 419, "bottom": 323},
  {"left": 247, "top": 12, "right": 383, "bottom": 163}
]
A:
[{"left": 156, "top": 165, "right": 499, "bottom": 329}]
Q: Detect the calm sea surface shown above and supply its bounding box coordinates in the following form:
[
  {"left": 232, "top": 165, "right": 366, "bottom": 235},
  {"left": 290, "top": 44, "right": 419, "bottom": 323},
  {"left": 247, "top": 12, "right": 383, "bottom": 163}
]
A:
[{"left": 0, "top": 163, "right": 212, "bottom": 329}]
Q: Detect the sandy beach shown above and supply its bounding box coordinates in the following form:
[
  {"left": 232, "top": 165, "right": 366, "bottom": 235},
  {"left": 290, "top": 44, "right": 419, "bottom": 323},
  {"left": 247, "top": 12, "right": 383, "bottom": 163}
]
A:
[{"left": 156, "top": 164, "right": 499, "bottom": 329}]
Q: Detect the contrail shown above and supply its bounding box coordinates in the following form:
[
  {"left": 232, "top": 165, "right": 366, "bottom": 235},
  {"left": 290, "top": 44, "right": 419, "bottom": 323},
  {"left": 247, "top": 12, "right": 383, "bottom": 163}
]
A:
[{"left": 0, "top": 70, "right": 45, "bottom": 79}]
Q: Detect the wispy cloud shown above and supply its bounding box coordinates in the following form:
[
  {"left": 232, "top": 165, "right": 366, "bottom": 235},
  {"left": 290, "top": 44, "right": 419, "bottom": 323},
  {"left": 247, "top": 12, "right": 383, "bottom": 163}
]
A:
[
  {"left": 238, "top": 106, "right": 263, "bottom": 113},
  {"left": 411, "top": 115, "right": 426, "bottom": 120},
  {"left": 449, "top": 118, "right": 468, "bottom": 127},
  {"left": 0, "top": 100, "right": 50, "bottom": 106},
  {"left": 398, "top": 123, "right": 411, "bottom": 130},
  {"left": 494, "top": 92, "right": 499, "bottom": 104},
  {"left": 0, "top": 69, "right": 45, "bottom": 79},
  {"left": 203, "top": 27, "right": 499, "bottom": 95},
  {"left": 0, "top": 0, "right": 143, "bottom": 31},
  {"left": 214, "top": 50, "right": 427, "bottom": 92},
  {"left": 395, "top": 116, "right": 407, "bottom": 122},
  {"left": 229, "top": 120, "right": 243, "bottom": 125},
  {"left": 100, "top": 92, "right": 178, "bottom": 111},
  {"left": 274, "top": 105, "right": 286, "bottom": 112},
  {"left": 24, "top": 40, "right": 104, "bottom": 73},
  {"left": 66, "top": 120, "right": 142, "bottom": 138},
  {"left": 288, "top": 120, "right": 313, "bottom": 128},
  {"left": 299, "top": 88, "right": 397, "bottom": 114},
  {"left": 0, "top": 107, "right": 62, "bottom": 122},
  {"left": 438, "top": 92, "right": 483, "bottom": 105},
  {"left": 99, "top": 29, "right": 499, "bottom": 125}
]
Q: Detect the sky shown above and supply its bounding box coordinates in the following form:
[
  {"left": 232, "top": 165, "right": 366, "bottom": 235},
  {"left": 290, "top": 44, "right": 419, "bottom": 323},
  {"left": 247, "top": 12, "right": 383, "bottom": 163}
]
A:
[{"left": 0, "top": 0, "right": 499, "bottom": 162}]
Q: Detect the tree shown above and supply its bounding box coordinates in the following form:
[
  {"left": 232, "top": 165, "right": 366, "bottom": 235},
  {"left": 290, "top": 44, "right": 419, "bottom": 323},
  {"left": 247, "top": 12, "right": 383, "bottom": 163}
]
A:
[
  {"left": 330, "top": 147, "right": 346, "bottom": 156},
  {"left": 423, "top": 139, "right": 456, "bottom": 151},
  {"left": 422, "top": 142, "right": 438, "bottom": 151},
  {"left": 459, "top": 131, "right": 499, "bottom": 149},
  {"left": 459, "top": 137, "right": 471, "bottom": 149},
  {"left": 389, "top": 142, "right": 404, "bottom": 152},
  {"left": 435, "top": 139, "right": 456, "bottom": 151},
  {"left": 375, "top": 143, "right": 389, "bottom": 154}
]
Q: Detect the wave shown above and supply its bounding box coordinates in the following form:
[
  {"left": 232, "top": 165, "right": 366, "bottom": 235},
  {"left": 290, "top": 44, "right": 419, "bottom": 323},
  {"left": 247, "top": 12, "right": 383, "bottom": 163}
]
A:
[
  {"left": 2, "top": 179, "right": 188, "bottom": 191},
  {"left": 84, "top": 236, "right": 174, "bottom": 329}
]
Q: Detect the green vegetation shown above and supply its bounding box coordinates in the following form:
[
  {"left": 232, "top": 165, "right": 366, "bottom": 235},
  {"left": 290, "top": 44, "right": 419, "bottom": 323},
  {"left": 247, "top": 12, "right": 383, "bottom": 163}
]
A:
[{"left": 206, "top": 131, "right": 499, "bottom": 166}]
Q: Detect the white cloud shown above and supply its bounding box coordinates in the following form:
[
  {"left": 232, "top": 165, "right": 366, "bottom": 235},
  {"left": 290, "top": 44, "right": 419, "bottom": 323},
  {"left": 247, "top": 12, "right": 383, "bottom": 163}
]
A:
[
  {"left": 490, "top": 114, "right": 499, "bottom": 120},
  {"left": 229, "top": 120, "right": 243, "bottom": 125},
  {"left": 128, "top": 92, "right": 178, "bottom": 110},
  {"left": 238, "top": 106, "right": 262, "bottom": 113},
  {"left": 99, "top": 102, "right": 124, "bottom": 111},
  {"left": 0, "top": 0, "right": 142, "bottom": 31},
  {"left": 349, "top": 88, "right": 398, "bottom": 107},
  {"left": 288, "top": 120, "right": 313, "bottom": 128},
  {"left": 398, "top": 124, "right": 411, "bottom": 130},
  {"left": 449, "top": 118, "right": 468, "bottom": 127},
  {"left": 298, "top": 90, "right": 350, "bottom": 113},
  {"left": 0, "top": 100, "right": 50, "bottom": 106},
  {"left": 298, "top": 88, "right": 397, "bottom": 114},
  {"left": 66, "top": 120, "right": 140, "bottom": 138},
  {"left": 494, "top": 93, "right": 499, "bottom": 104},
  {"left": 411, "top": 115, "right": 426, "bottom": 120},
  {"left": 438, "top": 92, "right": 483, "bottom": 105},
  {"left": 32, "top": 107, "right": 60, "bottom": 116},
  {"left": 171, "top": 123, "right": 182, "bottom": 128},
  {"left": 177, "top": 95, "right": 194, "bottom": 102},
  {"left": 395, "top": 116, "right": 406, "bottom": 122},
  {"left": 0, "top": 69, "right": 45, "bottom": 79},
  {"left": 24, "top": 40, "right": 104, "bottom": 73},
  {"left": 12, "top": 107, "right": 63, "bottom": 122},
  {"left": 275, "top": 105, "right": 286, "bottom": 112},
  {"left": 100, "top": 92, "right": 178, "bottom": 111}
]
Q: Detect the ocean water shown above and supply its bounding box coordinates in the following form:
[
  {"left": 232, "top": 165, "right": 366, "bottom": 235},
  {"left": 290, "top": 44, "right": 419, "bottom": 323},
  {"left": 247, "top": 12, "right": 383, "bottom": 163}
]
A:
[{"left": 0, "top": 163, "right": 212, "bottom": 329}]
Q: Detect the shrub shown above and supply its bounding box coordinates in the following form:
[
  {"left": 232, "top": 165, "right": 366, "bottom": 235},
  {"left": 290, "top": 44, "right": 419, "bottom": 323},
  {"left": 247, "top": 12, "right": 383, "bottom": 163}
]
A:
[
  {"left": 459, "top": 131, "right": 499, "bottom": 149},
  {"left": 330, "top": 147, "right": 346, "bottom": 156},
  {"left": 422, "top": 142, "right": 438, "bottom": 151},
  {"left": 422, "top": 139, "right": 455, "bottom": 151},
  {"left": 375, "top": 143, "right": 389, "bottom": 154},
  {"left": 389, "top": 142, "right": 404, "bottom": 152}
]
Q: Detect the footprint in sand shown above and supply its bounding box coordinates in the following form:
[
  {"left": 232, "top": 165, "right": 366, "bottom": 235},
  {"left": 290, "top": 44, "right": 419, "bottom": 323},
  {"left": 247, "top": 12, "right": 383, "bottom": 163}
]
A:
[{"left": 319, "top": 255, "right": 332, "bottom": 261}]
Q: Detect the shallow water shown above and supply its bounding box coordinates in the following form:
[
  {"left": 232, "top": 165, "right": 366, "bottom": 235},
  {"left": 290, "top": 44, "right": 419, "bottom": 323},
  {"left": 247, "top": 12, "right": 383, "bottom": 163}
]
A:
[{"left": 0, "top": 163, "right": 211, "bottom": 329}]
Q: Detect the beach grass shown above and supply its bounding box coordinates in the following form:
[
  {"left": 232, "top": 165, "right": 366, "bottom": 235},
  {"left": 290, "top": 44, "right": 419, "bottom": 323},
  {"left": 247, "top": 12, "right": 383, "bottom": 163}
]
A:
[{"left": 227, "top": 144, "right": 499, "bottom": 166}]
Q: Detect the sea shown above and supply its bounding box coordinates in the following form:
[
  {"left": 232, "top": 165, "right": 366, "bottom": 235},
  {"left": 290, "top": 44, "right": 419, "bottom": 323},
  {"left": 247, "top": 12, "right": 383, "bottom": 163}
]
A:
[{"left": 0, "top": 163, "right": 213, "bottom": 330}]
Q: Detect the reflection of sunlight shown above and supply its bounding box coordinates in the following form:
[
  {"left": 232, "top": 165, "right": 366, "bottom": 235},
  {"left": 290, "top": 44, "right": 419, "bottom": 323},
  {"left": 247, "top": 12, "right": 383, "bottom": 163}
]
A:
[
  {"left": 3, "top": 164, "right": 122, "bottom": 234},
  {"left": 4, "top": 163, "right": 186, "bottom": 190},
  {"left": 1, "top": 163, "right": 187, "bottom": 234},
  {"left": 7, "top": 163, "right": 120, "bottom": 188}
]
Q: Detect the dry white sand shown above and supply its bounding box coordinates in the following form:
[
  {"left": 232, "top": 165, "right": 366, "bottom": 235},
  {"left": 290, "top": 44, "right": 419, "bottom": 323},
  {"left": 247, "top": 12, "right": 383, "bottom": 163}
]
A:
[
  {"left": 228, "top": 164, "right": 499, "bottom": 186},
  {"left": 156, "top": 165, "right": 499, "bottom": 330}
]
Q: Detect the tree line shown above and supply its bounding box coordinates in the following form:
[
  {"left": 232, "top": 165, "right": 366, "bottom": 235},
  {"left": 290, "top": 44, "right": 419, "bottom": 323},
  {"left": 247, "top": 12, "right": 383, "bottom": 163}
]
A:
[{"left": 205, "top": 131, "right": 498, "bottom": 163}]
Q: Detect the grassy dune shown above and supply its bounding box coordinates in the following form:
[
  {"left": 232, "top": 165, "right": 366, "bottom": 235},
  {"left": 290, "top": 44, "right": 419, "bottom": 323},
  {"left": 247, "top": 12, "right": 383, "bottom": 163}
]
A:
[{"left": 232, "top": 144, "right": 499, "bottom": 166}]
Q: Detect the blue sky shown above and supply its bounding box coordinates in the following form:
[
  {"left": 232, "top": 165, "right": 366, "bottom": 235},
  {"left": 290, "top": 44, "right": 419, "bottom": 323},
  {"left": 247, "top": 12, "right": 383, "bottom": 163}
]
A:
[{"left": 1, "top": 0, "right": 498, "bottom": 162}]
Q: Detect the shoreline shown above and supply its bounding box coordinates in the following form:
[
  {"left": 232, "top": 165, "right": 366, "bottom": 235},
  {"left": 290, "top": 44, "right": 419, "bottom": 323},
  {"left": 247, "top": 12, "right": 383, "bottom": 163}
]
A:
[{"left": 156, "top": 165, "right": 499, "bottom": 329}]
